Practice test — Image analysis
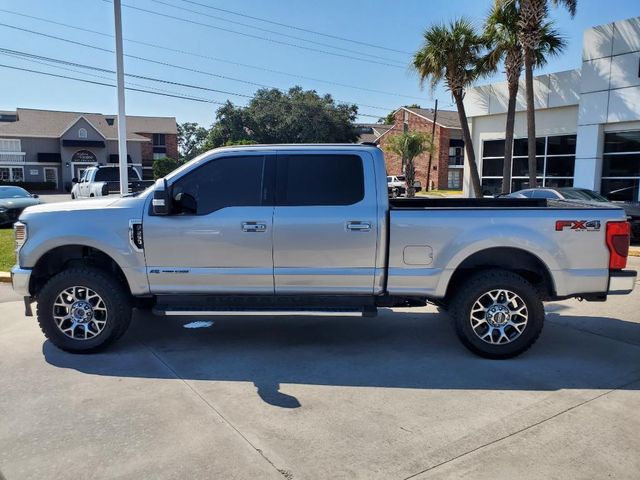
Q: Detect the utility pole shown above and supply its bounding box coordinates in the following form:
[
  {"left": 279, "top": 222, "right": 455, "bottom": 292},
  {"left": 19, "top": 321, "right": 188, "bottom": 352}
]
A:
[
  {"left": 425, "top": 99, "right": 438, "bottom": 191},
  {"left": 114, "top": 0, "right": 129, "bottom": 195}
]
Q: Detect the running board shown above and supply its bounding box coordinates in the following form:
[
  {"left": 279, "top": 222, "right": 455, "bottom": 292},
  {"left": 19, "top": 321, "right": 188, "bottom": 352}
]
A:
[{"left": 153, "top": 305, "right": 376, "bottom": 317}]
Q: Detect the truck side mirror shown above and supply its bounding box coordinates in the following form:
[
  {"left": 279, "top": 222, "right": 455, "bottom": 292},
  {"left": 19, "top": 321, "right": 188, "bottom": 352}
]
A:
[
  {"left": 72, "top": 177, "right": 78, "bottom": 184},
  {"left": 152, "top": 178, "right": 171, "bottom": 215}
]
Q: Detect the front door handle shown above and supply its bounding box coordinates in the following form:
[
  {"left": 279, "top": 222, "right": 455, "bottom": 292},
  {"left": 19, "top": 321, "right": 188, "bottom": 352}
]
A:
[
  {"left": 346, "top": 221, "right": 371, "bottom": 232},
  {"left": 242, "top": 221, "right": 267, "bottom": 232}
]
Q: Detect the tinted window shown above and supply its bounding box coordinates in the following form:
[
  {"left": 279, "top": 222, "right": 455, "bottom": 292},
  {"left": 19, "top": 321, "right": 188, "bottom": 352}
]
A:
[
  {"left": 546, "top": 135, "right": 576, "bottom": 155},
  {"left": 513, "top": 137, "right": 545, "bottom": 157},
  {"left": 482, "top": 157, "right": 504, "bottom": 176},
  {"left": 601, "top": 179, "right": 640, "bottom": 202},
  {"left": 278, "top": 154, "right": 364, "bottom": 206},
  {"left": 482, "top": 140, "right": 504, "bottom": 158},
  {"left": 512, "top": 157, "right": 544, "bottom": 177},
  {"left": 545, "top": 156, "right": 575, "bottom": 177},
  {"left": 172, "top": 155, "right": 266, "bottom": 214},
  {"left": 604, "top": 131, "right": 640, "bottom": 153},
  {"left": 602, "top": 154, "right": 640, "bottom": 177},
  {"left": 95, "top": 167, "right": 139, "bottom": 182},
  {"left": 0, "top": 186, "right": 29, "bottom": 198},
  {"left": 533, "top": 189, "right": 560, "bottom": 199}
]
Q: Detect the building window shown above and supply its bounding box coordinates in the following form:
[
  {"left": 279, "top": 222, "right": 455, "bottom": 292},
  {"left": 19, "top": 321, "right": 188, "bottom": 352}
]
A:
[
  {"left": 601, "top": 131, "right": 640, "bottom": 202},
  {"left": 448, "top": 144, "right": 464, "bottom": 167},
  {"left": 480, "top": 135, "right": 576, "bottom": 195},
  {"left": 152, "top": 133, "right": 167, "bottom": 160},
  {"left": 0, "top": 139, "right": 21, "bottom": 152},
  {"left": 78, "top": 128, "right": 88, "bottom": 139},
  {"left": 0, "top": 166, "right": 24, "bottom": 182},
  {"left": 448, "top": 170, "right": 462, "bottom": 190}
]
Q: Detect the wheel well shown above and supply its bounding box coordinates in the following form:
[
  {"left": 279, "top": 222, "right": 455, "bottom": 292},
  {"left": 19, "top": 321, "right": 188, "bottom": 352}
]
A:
[
  {"left": 30, "top": 245, "right": 130, "bottom": 297},
  {"left": 445, "top": 247, "right": 555, "bottom": 302}
]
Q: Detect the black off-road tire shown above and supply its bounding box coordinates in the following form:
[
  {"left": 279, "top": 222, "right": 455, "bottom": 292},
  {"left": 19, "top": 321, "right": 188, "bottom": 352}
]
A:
[
  {"left": 37, "top": 267, "right": 132, "bottom": 353},
  {"left": 449, "top": 269, "right": 544, "bottom": 359}
]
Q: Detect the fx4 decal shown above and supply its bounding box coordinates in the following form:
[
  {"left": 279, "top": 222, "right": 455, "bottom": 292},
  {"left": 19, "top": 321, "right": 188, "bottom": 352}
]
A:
[{"left": 555, "top": 220, "right": 601, "bottom": 232}]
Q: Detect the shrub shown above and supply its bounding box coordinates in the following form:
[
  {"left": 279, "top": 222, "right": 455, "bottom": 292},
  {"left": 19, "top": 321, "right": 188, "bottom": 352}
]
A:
[
  {"left": 0, "top": 181, "right": 57, "bottom": 191},
  {"left": 152, "top": 157, "right": 181, "bottom": 180}
]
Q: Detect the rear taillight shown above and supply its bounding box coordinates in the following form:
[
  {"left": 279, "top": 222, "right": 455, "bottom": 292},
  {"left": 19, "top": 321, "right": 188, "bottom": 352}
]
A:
[{"left": 606, "top": 221, "right": 630, "bottom": 270}]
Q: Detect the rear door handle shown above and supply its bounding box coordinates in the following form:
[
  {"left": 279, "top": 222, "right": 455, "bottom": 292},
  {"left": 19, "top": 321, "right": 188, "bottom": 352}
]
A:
[
  {"left": 242, "top": 221, "right": 267, "bottom": 232},
  {"left": 346, "top": 221, "right": 371, "bottom": 232}
]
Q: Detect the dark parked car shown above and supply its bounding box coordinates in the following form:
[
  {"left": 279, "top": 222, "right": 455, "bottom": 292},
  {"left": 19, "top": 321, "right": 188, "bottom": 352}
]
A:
[
  {"left": 507, "top": 187, "right": 640, "bottom": 241},
  {"left": 0, "top": 186, "right": 41, "bottom": 226}
]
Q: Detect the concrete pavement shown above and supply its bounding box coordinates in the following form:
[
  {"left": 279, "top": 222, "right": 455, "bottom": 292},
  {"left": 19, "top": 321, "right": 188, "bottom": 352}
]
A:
[{"left": 0, "top": 258, "right": 639, "bottom": 479}]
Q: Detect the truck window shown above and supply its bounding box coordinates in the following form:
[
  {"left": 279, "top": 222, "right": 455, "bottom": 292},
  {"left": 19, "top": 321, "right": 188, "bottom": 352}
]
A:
[
  {"left": 277, "top": 154, "right": 364, "bottom": 206},
  {"left": 171, "top": 155, "right": 266, "bottom": 215},
  {"left": 95, "top": 167, "right": 139, "bottom": 182}
]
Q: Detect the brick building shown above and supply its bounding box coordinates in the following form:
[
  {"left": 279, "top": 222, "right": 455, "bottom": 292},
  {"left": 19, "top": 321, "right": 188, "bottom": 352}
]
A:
[
  {"left": 0, "top": 108, "right": 178, "bottom": 191},
  {"left": 373, "top": 107, "right": 465, "bottom": 190}
]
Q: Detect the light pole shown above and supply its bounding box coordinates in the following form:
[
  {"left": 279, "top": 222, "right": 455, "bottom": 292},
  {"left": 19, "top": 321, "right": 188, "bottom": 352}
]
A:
[{"left": 113, "top": 0, "right": 128, "bottom": 195}]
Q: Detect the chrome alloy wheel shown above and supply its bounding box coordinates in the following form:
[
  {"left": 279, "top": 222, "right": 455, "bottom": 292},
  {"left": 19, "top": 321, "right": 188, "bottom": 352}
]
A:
[
  {"left": 470, "top": 289, "right": 528, "bottom": 345},
  {"left": 52, "top": 286, "right": 108, "bottom": 340}
]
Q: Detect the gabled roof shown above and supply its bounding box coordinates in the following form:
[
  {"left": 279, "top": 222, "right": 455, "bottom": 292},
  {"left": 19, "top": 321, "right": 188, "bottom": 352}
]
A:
[
  {"left": 354, "top": 123, "right": 395, "bottom": 144},
  {"left": 402, "top": 107, "right": 461, "bottom": 129},
  {"left": 0, "top": 108, "right": 177, "bottom": 140}
]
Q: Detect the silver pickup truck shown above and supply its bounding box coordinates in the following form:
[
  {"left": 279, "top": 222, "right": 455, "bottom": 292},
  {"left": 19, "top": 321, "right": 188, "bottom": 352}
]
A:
[{"left": 11, "top": 144, "right": 637, "bottom": 358}]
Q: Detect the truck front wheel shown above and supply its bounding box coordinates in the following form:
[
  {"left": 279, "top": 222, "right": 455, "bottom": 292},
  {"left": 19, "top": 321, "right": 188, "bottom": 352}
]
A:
[
  {"left": 36, "top": 267, "right": 132, "bottom": 353},
  {"left": 449, "top": 269, "right": 544, "bottom": 359}
]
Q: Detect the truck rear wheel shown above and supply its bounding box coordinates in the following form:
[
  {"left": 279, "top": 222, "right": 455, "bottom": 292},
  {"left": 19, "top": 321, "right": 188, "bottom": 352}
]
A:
[
  {"left": 36, "top": 267, "right": 132, "bottom": 353},
  {"left": 449, "top": 269, "right": 544, "bottom": 359}
]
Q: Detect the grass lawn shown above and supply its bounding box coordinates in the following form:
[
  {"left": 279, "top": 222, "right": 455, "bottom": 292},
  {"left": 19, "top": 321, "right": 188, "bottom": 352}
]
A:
[{"left": 0, "top": 228, "right": 15, "bottom": 272}]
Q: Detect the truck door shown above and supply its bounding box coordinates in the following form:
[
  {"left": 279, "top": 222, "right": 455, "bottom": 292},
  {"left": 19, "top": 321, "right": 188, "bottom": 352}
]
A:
[
  {"left": 272, "top": 151, "right": 379, "bottom": 294},
  {"left": 143, "top": 153, "right": 275, "bottom": 294}
]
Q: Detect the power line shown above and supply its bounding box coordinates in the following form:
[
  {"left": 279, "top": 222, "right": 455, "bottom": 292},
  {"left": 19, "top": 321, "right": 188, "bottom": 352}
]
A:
[
  {"left": 1, "top": 48, "right": 390, "bottom": 118},
  {"left": 0, "top": 8, "right": 426, "bottom": 101},
  {"left": 0, "top": 26, "right": 398, "bottom": 112},
  {"left": 102, "top": 0, "right": 407, "bottom": 69},
  {"left": 148, "top": 0, "right": 406, "bottom": 64},
  {"left": 0, "top": 59, "right": 384, "bottom": 119},
  {"left": 176, "top": 0, "right": 413, "bottom": 56},
  {"left": 0, "top": 63, "right": 220, "bottom": 104}
]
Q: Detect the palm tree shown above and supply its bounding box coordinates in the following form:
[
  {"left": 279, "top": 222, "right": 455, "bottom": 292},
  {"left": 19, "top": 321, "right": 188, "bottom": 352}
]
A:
[
  {"left": 518, "top": 0, "right": 576, "bottom": 188},
  {"left": 384, "top": 132, "right": 432, "bottom": 198},
  {"left": 483, "top": 0, "right": 565, "bottom": 193},
  {"left": 413, "top": 19, "right": 487, "bottom": 198}
]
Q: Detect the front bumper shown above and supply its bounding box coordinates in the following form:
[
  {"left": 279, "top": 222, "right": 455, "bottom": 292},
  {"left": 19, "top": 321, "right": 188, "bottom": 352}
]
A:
[
  {"left": 608, "top": 270, "right": 637, "bottom": 295},
  {"left": 11, "top": 266, "right": 31, "bottom": 297}
]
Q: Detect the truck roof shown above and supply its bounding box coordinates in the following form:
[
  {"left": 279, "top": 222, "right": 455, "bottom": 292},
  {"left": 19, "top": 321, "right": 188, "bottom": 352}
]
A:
[{"left": 210, "top": 143, "right": 382, "bottom": 154}]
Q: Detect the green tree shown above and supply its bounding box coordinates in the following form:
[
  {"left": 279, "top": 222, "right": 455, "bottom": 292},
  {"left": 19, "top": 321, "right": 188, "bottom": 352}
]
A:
[
  {"left": 177, "top": 122, "right": 208, "bottom": 161},
  {"left": 413, "top": 19, "right": 487, "bottom": 197},
  {"left": 152, "top": 156, "right": 181, "bottom": 180},
  {"left": 384, "top": 132, "right": 433, "bottom": 198},
  {"left": 483, "top": 0, "right": 565, "bottom": 193},
  {"left": 206, "top": 87, "right": 358, "bottom": 147},
  {"left": 517, "top": 0, "right": 576, "bottom": 188}
]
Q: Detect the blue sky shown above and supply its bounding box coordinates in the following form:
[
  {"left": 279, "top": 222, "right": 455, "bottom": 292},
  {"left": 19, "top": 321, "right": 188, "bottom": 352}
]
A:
[{"left": 0, "top": 0, "right": 638, "bottom": 126}]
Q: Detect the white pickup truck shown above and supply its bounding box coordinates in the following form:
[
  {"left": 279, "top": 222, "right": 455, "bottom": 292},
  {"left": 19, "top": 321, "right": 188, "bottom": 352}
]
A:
[
  {"left": 70, "top": 166, "right": 153, "bottom": 199},
  {"left": 11, "top": 144, "right": 637, "bottom": 358}
]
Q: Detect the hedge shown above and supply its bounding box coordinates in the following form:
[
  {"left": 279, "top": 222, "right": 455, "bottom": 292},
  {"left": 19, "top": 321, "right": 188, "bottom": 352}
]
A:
[{"left": 0, "top": 181, "right": 57, "bottom": 191}]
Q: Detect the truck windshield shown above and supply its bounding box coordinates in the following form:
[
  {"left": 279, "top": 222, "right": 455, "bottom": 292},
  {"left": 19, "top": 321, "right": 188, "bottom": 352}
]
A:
[{"left": 95, "top": 167, "right": 139, "bottom": 182}]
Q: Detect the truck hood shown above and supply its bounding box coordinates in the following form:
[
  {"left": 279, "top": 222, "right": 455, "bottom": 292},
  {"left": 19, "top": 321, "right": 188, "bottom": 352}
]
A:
[{"left": 18, "top": 195, "right": 147, "bottom": 223}]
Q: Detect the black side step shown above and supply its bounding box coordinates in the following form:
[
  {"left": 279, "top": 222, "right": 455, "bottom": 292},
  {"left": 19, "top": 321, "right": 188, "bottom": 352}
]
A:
[{"left": 153, "top": 305, "right": 377, "bottom": 318}]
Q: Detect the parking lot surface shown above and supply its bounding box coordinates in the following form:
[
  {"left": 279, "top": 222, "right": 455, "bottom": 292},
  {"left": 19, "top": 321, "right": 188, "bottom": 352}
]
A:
[{"left": 1, "top": 258, "right": 639, "bottom": 479}]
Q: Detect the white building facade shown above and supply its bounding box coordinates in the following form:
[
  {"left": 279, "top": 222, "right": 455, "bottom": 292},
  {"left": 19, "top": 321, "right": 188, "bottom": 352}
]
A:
[{"left": 463, "top": 16, "right": 640, "bottom": 201}]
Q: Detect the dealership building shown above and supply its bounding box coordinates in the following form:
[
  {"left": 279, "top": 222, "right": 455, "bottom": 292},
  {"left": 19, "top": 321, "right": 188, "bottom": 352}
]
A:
[
  {"left": 0, "top": 108, "right": 178, "bottom": 191},
  {"left": 462, "top": 16, "right": 640, "bottom": 201}
]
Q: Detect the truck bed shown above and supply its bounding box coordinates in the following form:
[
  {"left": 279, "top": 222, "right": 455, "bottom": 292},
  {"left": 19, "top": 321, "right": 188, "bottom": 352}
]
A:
[{"left": 389, "top": 197, "right": 619, "bottom": 209}]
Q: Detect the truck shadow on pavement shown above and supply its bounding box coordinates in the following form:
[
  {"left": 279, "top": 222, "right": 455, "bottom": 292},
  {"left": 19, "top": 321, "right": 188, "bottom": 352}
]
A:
[{"left": 43, "top": 308, "right": 640, "bottom": 408}]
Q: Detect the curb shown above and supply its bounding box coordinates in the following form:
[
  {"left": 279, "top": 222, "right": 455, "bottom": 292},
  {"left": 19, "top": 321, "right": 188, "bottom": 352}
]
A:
[
  {"left": 630, "top": 247, "right": 640, "bottom": 258},
  {"left": 0, "top": 272, "right": 10, "bottom": 284}
]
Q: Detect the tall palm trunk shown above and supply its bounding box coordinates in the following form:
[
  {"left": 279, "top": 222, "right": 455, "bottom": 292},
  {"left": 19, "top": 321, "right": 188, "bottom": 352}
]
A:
[
  {"left": 502, "top": 50, "right": 522, "bottom": 194},
  {"left": 453, "top": 92, "right": 482, "bottom": 197},
  {"left": 502, "top": 82, "right": 518, "bottom": 194},
  {"left": 524, "top": 49, "right": 538, "bottom": 188},
  {"left": 404, "top": 154, "right": 416, "bottom": 197}
]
